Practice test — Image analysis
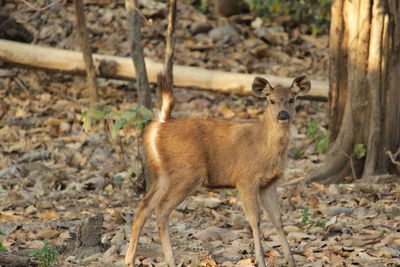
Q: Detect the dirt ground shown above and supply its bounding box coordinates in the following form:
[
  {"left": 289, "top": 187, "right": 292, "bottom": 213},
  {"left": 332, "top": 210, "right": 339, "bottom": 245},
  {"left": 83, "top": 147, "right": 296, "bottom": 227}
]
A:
[{"left": 0, "top": 1, "right": 399, "bottom": 266}]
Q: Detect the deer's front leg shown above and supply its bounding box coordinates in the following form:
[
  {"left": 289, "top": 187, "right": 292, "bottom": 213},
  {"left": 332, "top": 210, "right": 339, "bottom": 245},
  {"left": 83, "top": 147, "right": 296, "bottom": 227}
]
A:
[
  {"left": 237, "top": 184, "right": 266, "bottom": 267},
  {"left": 260, "top": 185, "right": 296, "bottom": 267}
]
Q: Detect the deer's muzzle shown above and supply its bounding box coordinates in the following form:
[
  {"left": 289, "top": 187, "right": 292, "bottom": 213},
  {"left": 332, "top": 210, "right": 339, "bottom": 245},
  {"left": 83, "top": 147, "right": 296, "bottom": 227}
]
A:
[{"left": 277, "top": 110, "right": 290, "bottom": 121}]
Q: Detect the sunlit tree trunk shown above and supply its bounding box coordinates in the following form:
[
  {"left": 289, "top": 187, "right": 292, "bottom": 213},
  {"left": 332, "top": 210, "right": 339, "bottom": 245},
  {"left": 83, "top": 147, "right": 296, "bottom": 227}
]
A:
[{"left": 310, "top": 0, "right": 400, "bottom": 184}]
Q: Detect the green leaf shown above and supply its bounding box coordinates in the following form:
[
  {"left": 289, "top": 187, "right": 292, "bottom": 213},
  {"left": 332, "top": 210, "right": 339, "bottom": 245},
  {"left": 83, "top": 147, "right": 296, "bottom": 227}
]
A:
[
  {"left": 354, "top": 144, "right": 366, "bottom": 159},
  {"left": 306, "top": 119, "right": 319, "bottom": 138},
  {"left": 114, "top": 173, "right": 124, "bottom": 183},
  {"left": 300, "top": 207, "right": 311, "bottom": 225},
  {"left": 121, "top": 110, "right": 137, "bottom": 121},
  {"left": 110, "top": 110, "right": 122, "bottom": 120},
  {"left": 105, "top": 105, "right": 112, "bottom": 112},
  {"left": 112, "top": 119, "right": 127, "bottom": 139},
  {"left": 0, "top": 242, "right": 6, "bottom": 252},
  {"left": 315, "top": 219, "right": 326, "bottom": 228},
  {"left": 87, "top": 107, "right": 106, "bottom": 119},
  {"left": 199, "top": 0, "right": 207, "bottom": 13},
  {"left": 294, "top": 147, "right": 305, "bottom": 159},
  {"left": 316, "top": 134, "right": 328, "bottom": 154},
  {"left": 138, "top": 106, "right": 153, "bottom": 121},
  {"left": 225, "top": 189, "right": 234, "bottom": 196},
  {"left": 82, "top": 114, "right": 92, "bottom": 132}
]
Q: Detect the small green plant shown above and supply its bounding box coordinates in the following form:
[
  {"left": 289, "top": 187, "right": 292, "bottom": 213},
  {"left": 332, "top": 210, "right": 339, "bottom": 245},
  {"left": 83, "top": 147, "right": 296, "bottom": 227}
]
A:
[
  {"left": 250, "top": 0, "right": 331, "bottom": 35},
  {"left": 184, "top": 0, "right": 208, "bottom": 13},
  {"left": 299, "top": 208, "right": 328, "bottom": 230},
  {"left": 81, "top": 104, "right": 152, "bottom": 138},
  {"left": 306, "top": 119, "right": 318, "bottom": 137},
  {"left": 29, "top": 241, "right": 59, "bottom": 267},
  {"left": 300, "top": 207, "right": 311, "bottom": 225},
  {"left": 294, "top": 147, "right": 305, "bottom": 159},
  {"left": 315, "top": 219, "right": 326, "bottom": 228},
  {"left": 199, "top": 0, "right": 207, "bottom": 13},
  {"left": 354, "top": 143, "right": 366, "bottom": 159},
  {"left": 0, "top": 242, "right": 6, "bottom": 252},
  {"left": 306, "top": 119, "right": 328, "bottom": 154},
  {"left": 0, "top": 230, "right": 6, "bottom": 252},
  {"left": 225, "top": 189, "right": 234, "bottom": 196}
]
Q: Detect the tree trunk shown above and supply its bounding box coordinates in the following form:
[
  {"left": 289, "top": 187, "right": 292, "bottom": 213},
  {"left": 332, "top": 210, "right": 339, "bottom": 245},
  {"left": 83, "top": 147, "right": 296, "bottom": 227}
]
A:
[
  {"left": 164, "top": 0, "right": 177, "bottom": 91},
  {"left": 125, "top": 0, "right": 152, "bottom": 110},
  {"left": 125, "top": 0, "right": 153, "bottom": 191},
  {"left": 74, "top": 0, "right": 98, "bottom": 103},
  {"left": 310, "top": 0, "right": 400, "bottom": 184}
]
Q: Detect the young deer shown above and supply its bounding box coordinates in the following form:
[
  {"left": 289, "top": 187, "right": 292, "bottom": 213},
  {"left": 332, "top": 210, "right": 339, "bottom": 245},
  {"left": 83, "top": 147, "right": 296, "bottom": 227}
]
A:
[{"left": 125, "top": 74, "right": 311, "bottom": 267}]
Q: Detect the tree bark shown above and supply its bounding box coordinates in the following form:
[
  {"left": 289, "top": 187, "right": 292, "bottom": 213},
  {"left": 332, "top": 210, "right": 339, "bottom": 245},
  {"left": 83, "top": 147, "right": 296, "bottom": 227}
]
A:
[
  {"left": 125, "top": 0, "right": 153, "bottom": 190},
  {"left": 125, "top": 0, "right": 152, "bottom": 110},
  {"left": 164, "top": 0, "right": 177, "bottom": 91},
  {"left": 328, "top": 0, "right": 347, "bottom": 142},
  {"left": 73, "top": 0, "right": 98, "bottom": 103},
  {"left": 310, "top": 0, "right": 400, "bottom": 184}
]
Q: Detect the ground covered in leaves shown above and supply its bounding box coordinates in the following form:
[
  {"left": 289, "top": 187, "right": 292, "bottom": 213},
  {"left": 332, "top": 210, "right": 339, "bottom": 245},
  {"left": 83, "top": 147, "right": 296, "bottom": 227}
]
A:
[{"left": 1, "top": 0, "right": 400, "bottom": 266}]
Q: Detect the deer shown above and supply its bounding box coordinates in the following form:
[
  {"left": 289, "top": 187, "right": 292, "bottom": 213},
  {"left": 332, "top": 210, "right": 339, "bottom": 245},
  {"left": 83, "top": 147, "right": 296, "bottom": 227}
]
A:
[{"left": 124, "top": 73, "right": 311, "bottom": 267}]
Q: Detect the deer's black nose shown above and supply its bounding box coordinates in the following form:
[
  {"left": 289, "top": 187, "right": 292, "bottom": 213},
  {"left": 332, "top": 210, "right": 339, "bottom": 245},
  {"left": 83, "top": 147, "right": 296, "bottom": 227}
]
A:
[{"left": 277, "top": 110, "right": 290, "bottom": 120}]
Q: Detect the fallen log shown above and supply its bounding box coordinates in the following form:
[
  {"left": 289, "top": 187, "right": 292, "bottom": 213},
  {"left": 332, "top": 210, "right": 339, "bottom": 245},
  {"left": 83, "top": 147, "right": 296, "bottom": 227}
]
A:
[{"left": 0, "top": 39, "right": 328, "bottom": 100}]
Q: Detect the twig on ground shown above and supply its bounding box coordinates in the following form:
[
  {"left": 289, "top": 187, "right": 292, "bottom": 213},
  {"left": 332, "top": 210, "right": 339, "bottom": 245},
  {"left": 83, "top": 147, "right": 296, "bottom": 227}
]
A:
[
  {"left": 19, "top": 0, "right": 62, "bottom": 11},
  {"left": 14, "top": 77, "right": 30, "bottom": 95},
  {"left": 14, "top": 150, "right": 51, "bottom": 163},
  {"left": 0, "top": 69, "right": 16, "bottom": 78}
]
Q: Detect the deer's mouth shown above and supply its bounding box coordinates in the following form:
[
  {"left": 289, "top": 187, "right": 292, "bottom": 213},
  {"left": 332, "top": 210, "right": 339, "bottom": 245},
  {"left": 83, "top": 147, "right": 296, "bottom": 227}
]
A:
[
  {"left": 276, "top": 110, "right": 290, "bottom": 122},
  {"left": 278, "top": 119, "right": 289, "bottom": 124}
]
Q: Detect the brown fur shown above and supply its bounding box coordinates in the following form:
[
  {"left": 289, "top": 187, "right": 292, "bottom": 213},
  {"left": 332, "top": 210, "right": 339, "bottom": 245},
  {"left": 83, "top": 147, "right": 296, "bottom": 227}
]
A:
[
  {"left": 125, "top": 74, "right": 311, "bottom": 267},
  {"left": 147, "top": 116, "right": 289, "bottom": 189}
]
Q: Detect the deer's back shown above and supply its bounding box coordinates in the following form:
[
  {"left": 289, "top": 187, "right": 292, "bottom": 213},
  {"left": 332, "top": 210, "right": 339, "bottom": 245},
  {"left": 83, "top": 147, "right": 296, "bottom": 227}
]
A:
[{"left": 144, "top": 117, "right": 287, "bottom": 188}]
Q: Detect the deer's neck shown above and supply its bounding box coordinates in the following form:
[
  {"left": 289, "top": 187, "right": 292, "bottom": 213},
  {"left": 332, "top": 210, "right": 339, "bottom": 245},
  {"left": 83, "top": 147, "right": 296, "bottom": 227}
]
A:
[{"left": 260, "top": 115, "right": 291, "bottom": 153}]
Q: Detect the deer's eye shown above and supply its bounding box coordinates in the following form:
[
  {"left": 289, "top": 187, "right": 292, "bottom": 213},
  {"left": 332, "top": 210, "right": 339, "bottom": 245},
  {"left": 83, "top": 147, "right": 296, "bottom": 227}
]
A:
[
  {"left": 270, "top": 99, "right": 276, "bottom": 104},
  {"left": 289, "top": 98, "right": 295, "bottom": 104}
]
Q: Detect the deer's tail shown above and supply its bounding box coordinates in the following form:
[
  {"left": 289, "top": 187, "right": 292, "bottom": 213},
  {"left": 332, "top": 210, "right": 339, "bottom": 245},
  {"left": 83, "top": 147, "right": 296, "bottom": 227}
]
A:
[{"left": 157, "top": 73, "right": 175, "bottom": 123}]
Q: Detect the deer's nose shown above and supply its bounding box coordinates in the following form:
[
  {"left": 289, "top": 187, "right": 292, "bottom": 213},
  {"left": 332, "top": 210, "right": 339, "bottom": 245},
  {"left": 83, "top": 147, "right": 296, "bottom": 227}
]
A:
[{"left": 277, "top": 110, "right": 289, "bottom": 120}]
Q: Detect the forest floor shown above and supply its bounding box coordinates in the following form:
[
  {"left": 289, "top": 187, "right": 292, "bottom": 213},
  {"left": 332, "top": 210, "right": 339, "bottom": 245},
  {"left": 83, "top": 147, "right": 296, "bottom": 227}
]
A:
[{"left": 1, "top": 1, "right": 400, "bottom": 266}]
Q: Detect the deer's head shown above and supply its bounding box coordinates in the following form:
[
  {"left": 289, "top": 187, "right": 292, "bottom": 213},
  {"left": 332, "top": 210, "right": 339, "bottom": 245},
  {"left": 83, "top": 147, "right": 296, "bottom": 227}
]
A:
[{"left": 252, "top": 75, "right": 311, "bottom": 124}]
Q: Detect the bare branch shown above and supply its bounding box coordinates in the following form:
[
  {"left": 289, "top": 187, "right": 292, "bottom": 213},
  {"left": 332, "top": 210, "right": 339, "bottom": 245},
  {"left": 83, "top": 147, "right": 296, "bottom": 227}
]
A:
[
  {"left": 386, "top": 147, "right": 400, "bottom": 166},
  {"left": 342, "top": 151, "right": 357, "bottom": 179}
]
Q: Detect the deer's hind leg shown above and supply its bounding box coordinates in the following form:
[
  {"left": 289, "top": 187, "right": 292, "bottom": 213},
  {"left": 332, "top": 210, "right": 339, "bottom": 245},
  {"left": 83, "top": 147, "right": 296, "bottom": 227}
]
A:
[
  {"left": 155, "top": 171, "right": 203, "bottom": 267},
  {"left": 124, "top": 175, "right": 167, "bottom": 267}
]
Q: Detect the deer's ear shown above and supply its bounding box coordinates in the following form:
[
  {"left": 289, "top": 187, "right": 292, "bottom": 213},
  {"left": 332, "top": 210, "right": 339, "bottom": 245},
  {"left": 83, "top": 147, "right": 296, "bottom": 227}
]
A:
[
  {"left": 252, "top": 76, "right": 272, "bottom": 97},
  {"left": 290, "top": 75, "right": 311, "bottom": 96}
]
